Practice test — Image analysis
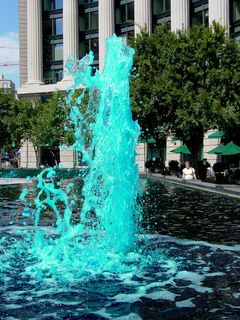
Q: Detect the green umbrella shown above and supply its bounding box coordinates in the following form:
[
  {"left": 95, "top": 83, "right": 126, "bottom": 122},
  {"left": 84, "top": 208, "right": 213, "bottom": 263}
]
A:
[
  {"left": 208, "top": 131, "right": 225, "bottom": 139},
  {"left": 207, "top": 144, "right": 225, "bottom": 155},
  {"left": 170, "top": 144, "right": 191, "bottom": 155},
  {"left": 220, "top": 142, "right": 240, "bottom": 156}
]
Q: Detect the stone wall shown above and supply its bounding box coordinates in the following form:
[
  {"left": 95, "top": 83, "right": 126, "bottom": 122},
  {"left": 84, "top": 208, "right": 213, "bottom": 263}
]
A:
[{"left": 136, "top": 143, "right": 147, "bottom": 173}]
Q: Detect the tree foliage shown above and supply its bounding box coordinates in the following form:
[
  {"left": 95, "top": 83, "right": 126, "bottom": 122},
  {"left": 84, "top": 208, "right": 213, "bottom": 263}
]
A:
[
  {"left": 131, "top": 23, "right": 240, "bottom": 164},
  {"left": 0, "top": 90, "right": 24, "bottom": 151}
]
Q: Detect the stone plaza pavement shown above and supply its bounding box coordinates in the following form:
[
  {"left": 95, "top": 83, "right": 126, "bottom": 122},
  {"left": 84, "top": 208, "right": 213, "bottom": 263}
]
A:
[
  {"left": 150, "top": 174, "right": 240, "bottom": 199},
  {"left": 0, "top": 178, "right": 33, "bottom": 185}
]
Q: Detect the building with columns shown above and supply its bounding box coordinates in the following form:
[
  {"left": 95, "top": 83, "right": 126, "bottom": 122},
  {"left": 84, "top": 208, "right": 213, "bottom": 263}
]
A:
[{"left": 18, "top": 0, "right": 240, "bottom": 170}]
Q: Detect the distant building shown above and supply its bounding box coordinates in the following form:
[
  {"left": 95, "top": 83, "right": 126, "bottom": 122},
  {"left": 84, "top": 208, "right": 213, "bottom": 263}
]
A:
[
  {"left": 17, "top": 0, "right": 239, "bottom": 170},
  {"left": 0, "top": 74, "right": 15, "bottom": 93}
]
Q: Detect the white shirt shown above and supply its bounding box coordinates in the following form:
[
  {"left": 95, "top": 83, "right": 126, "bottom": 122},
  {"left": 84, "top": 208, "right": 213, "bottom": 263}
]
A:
[{"left": 182, "top": 167, "right": 195, "bottom": 180}]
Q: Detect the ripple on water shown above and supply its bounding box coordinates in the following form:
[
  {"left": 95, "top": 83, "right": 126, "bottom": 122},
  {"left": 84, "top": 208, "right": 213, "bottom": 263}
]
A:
[{"left": 0, "top": 229, "right": 240, "bottom": 319}]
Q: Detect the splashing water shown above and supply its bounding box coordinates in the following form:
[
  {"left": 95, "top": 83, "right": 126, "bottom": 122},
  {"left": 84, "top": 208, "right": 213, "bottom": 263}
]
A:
[{"left": 18, "top": 35, "right": 142, "bottom": 278}]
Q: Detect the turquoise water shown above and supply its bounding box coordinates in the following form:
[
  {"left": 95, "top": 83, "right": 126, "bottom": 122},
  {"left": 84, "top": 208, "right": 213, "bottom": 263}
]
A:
[
  {"left": 0, "top": 169, "right": 84, "bottom": 179},
  {"left": 1, "top": 181, "right": 240, "bottom": 319},
  {"left": 17, "top": 35, "right": 141, "bottom": 278}
]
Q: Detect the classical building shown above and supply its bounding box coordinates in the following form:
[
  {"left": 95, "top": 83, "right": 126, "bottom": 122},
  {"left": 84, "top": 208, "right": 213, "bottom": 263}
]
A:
[
  {"left": 0, "top": 74, "right": 16, "bottom": 93},
  {"left": 18, "top": 0, "right": 240, "bottom": 170}
]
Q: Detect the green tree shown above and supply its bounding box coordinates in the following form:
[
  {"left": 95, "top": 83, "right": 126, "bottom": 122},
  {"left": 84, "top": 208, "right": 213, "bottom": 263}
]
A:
[
  {"left": 131, "top": 23, "right": 240, "bottom": 166},
  {"left": 0, "top": 90, "right": 24, "bottom": 166},
  {"left": 21, "top": 92, "right": 71, "bottom": 167}
]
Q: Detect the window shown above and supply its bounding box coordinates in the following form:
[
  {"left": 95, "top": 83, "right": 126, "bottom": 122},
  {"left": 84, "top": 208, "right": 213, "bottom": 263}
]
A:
[
  {"left": 82, "top": 11, "right": 98, "bottom": 31},
  {"left": 53, "top": 43, "right": 63, "bottom": 61},
  {"left": 152, "top": 0, "right": 171, "bottom": 30},
  {"left": 79, "top": 0, "right": 98, "bottom": 3},
  {"left": 43, "top": 0, "right": 63, "bottom": 11},
  {"left": 54, "top": 0, "right": 63, "bottom": 9},
  {"left": 54, "top": 18, "right": 63, "bottom": 35},
  {"left": 43, "top": 69, "right": 63, "bottom": 84},
  {"left": 152, "top": 0, "right": 170, "bottom": 15},
  {"left": 116, "top": 1, "right": 134, "bottom": 24},
  {"left": 233, "top": 0, "right": 240, "bottom": 22},
  {"left": 192, "top": 10, "right": 208, "bottom": 25},
  {"left": 191, "top": 0, "right": 208, "bottom": 26},
  {"left": 79, "top": 1, "right": 99, "bottom": 65},
  {"left": 90, "top": 38, "right": 99, "bottom": 57},
  {"left": 115, "top": 0, "right": 134, "bottom": 40},
  {"left": 42, "top": 1, "right": 63, "bottom": 84}
]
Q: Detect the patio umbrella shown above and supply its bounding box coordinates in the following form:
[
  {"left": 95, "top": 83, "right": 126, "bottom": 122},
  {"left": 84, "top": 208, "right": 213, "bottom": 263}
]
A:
[
  {"left": 170, "top": 144, "right": 191, "bottom": 155},
  {"left": 220, "top": 142, "right": 240, "bottom": 156},
  {"left": 207, "top": 144, "right": 225, "bottom": 155},
  {"left": 208, "top": 131, "right": 225, "bottom": 139}
]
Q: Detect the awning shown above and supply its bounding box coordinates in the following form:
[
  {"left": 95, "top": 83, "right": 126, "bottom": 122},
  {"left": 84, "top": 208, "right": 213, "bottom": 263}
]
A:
[
  {"left": 221, "top": 142, "right": 240, "bottom": 156},
  {"left": 208, "top": 131, "right": 225, "bottom": 139},
  {"left": 207, "top": 145, "right": 225, "bottom": 154},
  {"left": 208, "top": 142, "right": 240, "bottom": 155},
  {"left": 170, "top": 144, "right": 191, "bottom": 155}
]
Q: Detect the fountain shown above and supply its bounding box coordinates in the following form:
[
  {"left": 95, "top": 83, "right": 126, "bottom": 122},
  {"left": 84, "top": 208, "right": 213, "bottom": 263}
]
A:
[
  {"left": 0, "top": 35, "right": 240, "bottom": 319},
  {"left": 15, "top": 35, "right": 143, "bottom": 279}
]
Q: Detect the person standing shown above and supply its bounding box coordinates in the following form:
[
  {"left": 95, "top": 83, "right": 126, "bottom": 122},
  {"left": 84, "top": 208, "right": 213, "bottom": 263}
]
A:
[{"left": 182, "top": 162, "right": 196, "bottom": 180}]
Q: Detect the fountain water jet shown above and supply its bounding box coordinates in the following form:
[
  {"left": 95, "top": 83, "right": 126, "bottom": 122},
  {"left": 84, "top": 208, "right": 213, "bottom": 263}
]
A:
[{"left": 20, "top": 35, "right": 141, "bottom": 277}]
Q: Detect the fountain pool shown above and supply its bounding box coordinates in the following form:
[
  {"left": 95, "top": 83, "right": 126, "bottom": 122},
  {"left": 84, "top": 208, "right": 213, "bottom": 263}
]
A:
[{"left": 0, "top": 180, "right": 240, "bottom": 319}]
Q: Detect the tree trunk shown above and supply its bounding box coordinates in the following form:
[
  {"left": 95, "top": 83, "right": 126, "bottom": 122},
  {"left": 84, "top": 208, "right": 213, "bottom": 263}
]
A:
[
  {"left": 34, "top": 146, "right": 40, "bottom": 168},
  {"left": 186, "top": 129, "right": 204, "bottom": 176}
]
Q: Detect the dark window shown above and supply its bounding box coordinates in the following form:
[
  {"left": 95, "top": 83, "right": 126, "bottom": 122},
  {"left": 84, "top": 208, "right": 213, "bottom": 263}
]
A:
[
  {"left": 115, "top": 0, "right": 134, "bottom": 40},
  {"left": 118, "top": 1, "right": 134, "bottom": 24},
  {"left": 79, "top": 0, "right": 98, "bottom": 3},
  {"left": 191, "top": 0, "right": 208, "bottom": 26},
  {"left": 152, "top": 0, "right": 171, "bottom": 30},
  {"left": 54, "top": 18, "right": 63, "bottom": 35},
  {"left": 231, "top": 0, "right": 240, "bottom": 42},
  {"left": 152, "top": 0, "right": 170, "bottom": 15},
  {"left": 233, "top": 0, "right": 240, "bottom": 22},
  {"left": 54, "top": 0, "right": 63, "bottom": 9},
  {"left": 79, "top": 1, "right": 99, "bottom": 66},
  {"left": 43, "top": 0, "right": 63, "bottom": 11},
  {"left": 42, "top": 1, "right": 63, "bottom": 84},
  {"left": 53, "top": 43, "right": 63, "bottom": 61}
]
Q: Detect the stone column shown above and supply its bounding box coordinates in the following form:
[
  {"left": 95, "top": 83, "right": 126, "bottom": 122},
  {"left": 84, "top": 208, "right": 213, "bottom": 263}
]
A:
[
  {"left": 209, "top": 0, "right": 229, "bottom": 29},
  {"left": 63, "top": 0, "right": 79, "bottom": 79},
  {"left": 135, "top": 0, "right": 152, "bottom": 36},
  {"left": 171, "top": 0, "right": 190, "bottom": 32},
  {"left": 99, "top": 0, "right": 115, "bottom": 71},
  {"left": 27, "top": 0, "right": 43, "bottom": 84}
]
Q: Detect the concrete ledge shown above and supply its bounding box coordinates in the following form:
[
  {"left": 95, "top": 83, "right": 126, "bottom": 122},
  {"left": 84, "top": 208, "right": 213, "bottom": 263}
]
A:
[
  {"left": 150, "top": 174, "right": 240, "bottom": 199},
  {"left": 0, "top": 178, "right": 33, "bottom": 185}
]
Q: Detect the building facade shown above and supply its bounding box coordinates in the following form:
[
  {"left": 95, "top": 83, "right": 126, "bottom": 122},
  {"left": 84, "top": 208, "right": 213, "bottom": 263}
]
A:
[
  {"left": 18, "top": 0, "right": 240, "bottom": 170},
  {"left": 0, "top": 74, "right": 16, "bottom": 93}
]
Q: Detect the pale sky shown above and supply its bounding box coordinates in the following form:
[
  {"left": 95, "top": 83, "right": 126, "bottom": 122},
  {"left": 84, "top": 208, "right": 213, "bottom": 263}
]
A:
[{"left": 0, "top": 0, "right": 19, "bottom": 88}]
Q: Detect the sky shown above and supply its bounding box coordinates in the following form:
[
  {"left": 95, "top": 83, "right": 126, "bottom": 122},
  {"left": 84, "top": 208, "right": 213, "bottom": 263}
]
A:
[{"left": 0, "top": 0, "right": 19, "bottom": 88}]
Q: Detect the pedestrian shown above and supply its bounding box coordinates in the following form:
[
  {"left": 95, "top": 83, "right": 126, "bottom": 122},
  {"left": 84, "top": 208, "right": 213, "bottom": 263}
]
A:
[{"left": 182, "top": 161, "right": 196, "bottom": 180}]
